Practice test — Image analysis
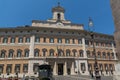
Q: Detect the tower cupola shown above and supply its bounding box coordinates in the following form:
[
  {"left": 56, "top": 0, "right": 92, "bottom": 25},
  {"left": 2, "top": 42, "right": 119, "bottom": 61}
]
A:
[{"left": 52, "top": 2, "right": 65, "bottom": 21}]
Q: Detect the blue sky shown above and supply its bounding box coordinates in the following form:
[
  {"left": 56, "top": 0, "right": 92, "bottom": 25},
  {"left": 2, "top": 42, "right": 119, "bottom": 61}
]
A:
[{"left": 0, "top": 0, "right": 115, "bottom": 35}]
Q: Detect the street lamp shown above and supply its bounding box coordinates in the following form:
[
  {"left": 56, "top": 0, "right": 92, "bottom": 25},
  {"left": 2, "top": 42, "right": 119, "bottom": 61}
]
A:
[{"left": 88, "top": 17, "right": 101, "bottom": 80}]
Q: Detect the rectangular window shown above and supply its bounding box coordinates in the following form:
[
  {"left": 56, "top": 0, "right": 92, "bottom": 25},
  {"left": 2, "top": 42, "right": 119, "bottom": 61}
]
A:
[
  {"left": 10, "top": 37, "right": 15, "bottom": 43},
  {"left": 25, "top": 37, "right": 30, "bottom": 43},
  {"left": 78, "top": 39, "right": 82, "bottom": 44},
  {"left": 23, "top": 64, "right": 28, "bottom": 73},
  {"left": 72, "top": 39, "right": 75, "bottom": 44},
  {"left": 81, "top": 63, "right": 86, "bottom": 72},
  {"left": 0, "top": 65, "right": 4, "bottom": 73},
  {"left": 96, "top": 42, "right": 99, "bottom": 46},
  {"left": 85, "top": 40, "right": 89, "bottom": 45},
  {"left": 35, "top": 37, "right": 40, "bottom": 42},
  {"left": 65, "top": 38, "right": 70, "bottom": 44},
  {"left": 58, "top": 38, "right": 62, "bottom": 43},
  {"left": 18, "top": 37, "right": 23, "bottom": 43},
  {"left": 50, "top": 38, "right": 54, "bottom": 43},
  {"left": 43, "top": 37, "right": 46, "bottom": 43},
  {"left": 33, "top": 63, "right": 39, "bottom": 72},
  {"left": 15, "top": 64, "right": 20, "bottom": 73},
  {"left": 6, "top": 64, "right": 12, "bottom": 73},
  {"left": 3, "top": 37, "right": 8, "bottom": 43}
]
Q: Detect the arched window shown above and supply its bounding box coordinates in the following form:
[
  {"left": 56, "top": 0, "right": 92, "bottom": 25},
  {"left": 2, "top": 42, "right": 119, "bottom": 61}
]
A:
[
  {"left": 66, "top": 49, "right": 70, "bottom": 56},
  {"left": 58, "top": 49, "right": 63, "bottom": 56},
  {"left": 34, "top": 49, "right": 39, "bottom": 57},
  {"left": 72, "top": 49, "right": 77, "bottom": 57},
  {"left": 87, "top": 50, "right": 90, "bottom": 58},
  {"left": 42, "top": 49, "right": 47, "bottom": 57},
  {"left": 107, "top": 52, "right": 110, "bottom": 59},
  {"left": 57, "top": 13, "right": 61, "bottom": 20},
  {"left": 24, "top": 49, "right": 29, "bottom": 57},
  {"left": 49, "top": 49, "right": 54, "bottom": 56},
  {"left": 1, "top": 50, "right": 6, "bottom": 58},
  {"left": 102, "top": 52, "right": 106, "bottom": 59},
  {"left": 17, "top": 49, "right": 22, "bottom": 57},
  {"left": 8, "top": 49, "right": 14, "bottom": 58},
  {"left": 79, "top": 50, "right": 84, "bottom": 57},
  {"left": 111, "top": 52, "right": 114, "bottom": 59},
  {"left": 97, "top": 51, "right": 101, "bottom": 58}
]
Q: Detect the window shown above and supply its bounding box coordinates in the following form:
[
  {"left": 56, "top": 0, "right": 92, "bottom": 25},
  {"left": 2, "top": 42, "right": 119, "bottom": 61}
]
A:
[
  {"left": 107, "top": 52, "right": 110, "bottom": 59},
  {"left": 17, "top": 50, "right": 22, "bottom": 57},
  {"left": 57, "top": 38, "right": 62, "bottom": 43},
  {"left": 49, "top": 49, "right": 54, "bottom": 56},
  {"left": 24, "top": 49, "right": 29, "bottom": 57},
  {"left": 79, "top": 50, "right": 84, "bottom": 57},
  {"left": 25, "top": 37, "right": 30, "bottom": 43},
  {"left": 1, "top": 50, "right": 6, "bottom": 58},
  {"left": 15, "top": 64, "right": 20, "bottom": 73},
  {"left": 109, "top": 64, "right": 113, "bottom": 71},
  {"left": 8, "top": 49, "right": 14, "bottom": 58},
  {"left": 57, "top": 13, "right": 61, "bottom": 20},
  {"left": 58, "top": 49, "right": 63, "bottom": 56},
  {"left": 81, "top": 63, "right": 86, "bottom": 72},
  {"left": 97, "top": 52, "right": 101, "bottom": 58},
  {"left": 87, "top": 50, "right": 90, "bottom": 58},
  {"left": 18, "top": 37, "right": 23, "bottom": 43},
  {"left": 42, "top": 49, "right": 47, "bottom": 57},
  {"left": 0, "top": 65, "right": 4, "bottom": 73},
  {"left": 35, "top": 37, "right": 40, "bottom": 42},
  {"left": 85, "top": 40, "right": 89, "bottom": 45},
  {"left": 6, "top": 64, "right": 12, "bottom": 73},
  {"left": 66, "top": 50, "right": 70, "bottom": 56},
  {"left": 65, "top": 38, "right": 70, "bottom": 44},
  {"left": 99, "top": 64, "right": 103, "bottom": 71},
  {"left": 34, "top": 49, "right": 39, "bottom": 57},
  {"left": 33, "top": 63, "right": 39, "bottom": 72},
  {"left": 72, "top": 50, "right": 76, "bottom": 57},
  {"left": 105, "top": 64, "right": 108, "bottom": 72},
  {"left": 88, "top": 64, "right": 92, "bottom": 71},
  {"left": 43, "top": 37, "right": 46, "bottom": 43},
  {"left": 78, "top": 39, "right": 82, "bottom": 44},
  {"left": 111, "top": 53, "right": 114, "bottom": 59},
  {"left": 103, "top": 52, "right": 106, "bottom": 59},
  {"left": 3, "top": 37, "right": 8, "bottom": 43},
  {"left": 50, "top": 38, "right": 54, "bottom": 43},
  {"left": 23, "top": 64, "right": 28, "bottom": 73},
  {"left": 10, "top": 37, "right": 15, "bottom": 43},
  {"left": 72, "top": 39, "right": 75, "bottom": 44},
  {"left": 96, "top": 42, "right": 99, "bottom": 46}
]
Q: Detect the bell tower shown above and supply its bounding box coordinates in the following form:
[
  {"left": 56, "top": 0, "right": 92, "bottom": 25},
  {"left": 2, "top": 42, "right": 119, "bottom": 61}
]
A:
[{"left": 52, "top": 2, "right": 65, "bottom": 21}]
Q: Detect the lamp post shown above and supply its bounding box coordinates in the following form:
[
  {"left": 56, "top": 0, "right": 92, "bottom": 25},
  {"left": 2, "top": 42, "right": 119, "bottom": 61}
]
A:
[{"left": 88, "top": 17, "right": 101, "bottom": 80}]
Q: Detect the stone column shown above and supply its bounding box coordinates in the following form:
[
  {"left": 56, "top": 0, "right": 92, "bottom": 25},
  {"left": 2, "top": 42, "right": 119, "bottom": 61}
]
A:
[
  {"left": 112, "top": 42, "right": 117, "bottom": 60},
  {"left": 82, "top": 38, "right": 87, "bottom": 58},
  {"left": 28, "top": 61, "right": 34, "bottom": 76},
  {"left": 71, "top": 61, "right": 75, "bottom": 75},
  {"left": 53, "top": 61, "right": 57, "bottom": 75},
  {"left": 64, "top": 61, "right": 67, "bottom": 75},
  {"left": 29, "top": 35, "right": 35, "bottom": 58}
]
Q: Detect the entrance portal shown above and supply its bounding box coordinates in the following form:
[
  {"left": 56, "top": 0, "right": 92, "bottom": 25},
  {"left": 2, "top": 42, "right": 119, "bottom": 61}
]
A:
[{"left": 58, "top": 64, "right": 63, "bottom": 75}]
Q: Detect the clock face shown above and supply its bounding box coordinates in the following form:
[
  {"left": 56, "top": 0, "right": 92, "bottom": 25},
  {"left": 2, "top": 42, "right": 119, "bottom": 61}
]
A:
[{"left": 56, "top": 22, "right": 64, "bottom": 27}]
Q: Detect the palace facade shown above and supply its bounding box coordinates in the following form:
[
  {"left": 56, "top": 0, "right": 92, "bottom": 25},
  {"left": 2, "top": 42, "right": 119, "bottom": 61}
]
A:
[{"left": 0, "top": 4, "right": 117, "bottom": 78}]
